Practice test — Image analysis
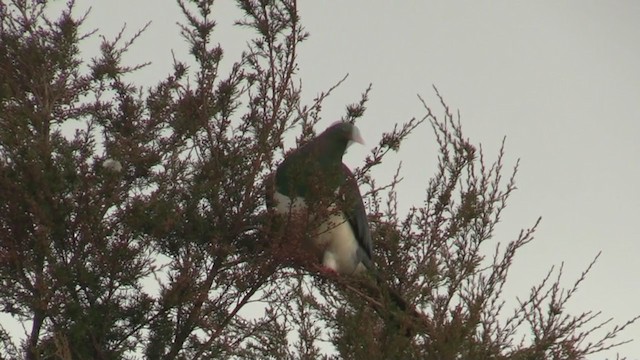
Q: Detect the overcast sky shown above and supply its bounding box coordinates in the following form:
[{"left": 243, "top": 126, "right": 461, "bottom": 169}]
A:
[{"left": 34, "top": 1, "right": 640, "bottom": 358}]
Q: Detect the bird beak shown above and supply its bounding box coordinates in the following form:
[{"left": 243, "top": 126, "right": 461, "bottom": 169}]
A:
[{"left": 351, "top": 127, "right": 365, "bottom": 145}]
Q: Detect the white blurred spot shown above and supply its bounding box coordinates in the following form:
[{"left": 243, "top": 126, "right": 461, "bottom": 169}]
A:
[{"left": 102, "top": 159, "right": 122, "bottom": 172}]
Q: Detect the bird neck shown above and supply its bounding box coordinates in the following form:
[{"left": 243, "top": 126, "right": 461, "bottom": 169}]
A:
[{"left": 319, "top": 139, "right": 348, "bottom": 166}]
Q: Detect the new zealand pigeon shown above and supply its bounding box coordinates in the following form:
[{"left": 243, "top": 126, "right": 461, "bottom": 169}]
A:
[
  {"left": 270, "top": 122, "right": 372, "bottom": 275},
  {"left": 268, "top": 122, "right": 426, "bottom": 336}
]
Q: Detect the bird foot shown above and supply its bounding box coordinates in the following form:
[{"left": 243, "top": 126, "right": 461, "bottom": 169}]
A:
[{"left": 317, "top": 265, "right": 339, "bottom": 277}]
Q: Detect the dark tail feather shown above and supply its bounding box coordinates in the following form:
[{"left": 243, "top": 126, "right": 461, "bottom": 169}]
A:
[{"left": 351, "top": 265, "right": 429, "bottom": 337}]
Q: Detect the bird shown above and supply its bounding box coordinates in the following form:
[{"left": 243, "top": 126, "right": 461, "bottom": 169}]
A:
[
  {"left": 267, "top": 122, "right": 427, "bottom": 336},
  {"left": 270, "top": 121, "right": 372, "bottom": 275}
]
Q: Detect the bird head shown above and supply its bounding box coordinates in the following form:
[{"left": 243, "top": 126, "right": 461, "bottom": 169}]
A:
[{"left": 325, "top": 121, "right": 365, "bottom": 148}]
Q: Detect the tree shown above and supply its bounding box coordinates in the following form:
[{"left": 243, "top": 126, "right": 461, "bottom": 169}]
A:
[{"left": 0, "top": 0, "right": 637, "bottom": 359}]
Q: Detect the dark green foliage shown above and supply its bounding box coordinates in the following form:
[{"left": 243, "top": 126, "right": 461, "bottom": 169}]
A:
[{"left": 0, "top": 2, "right": 154, "bottom": 359}]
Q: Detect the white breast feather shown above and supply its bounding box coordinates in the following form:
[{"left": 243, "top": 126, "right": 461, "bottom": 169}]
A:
[{"left": 273, "top": 190, "right": 363, "bottom": 274}]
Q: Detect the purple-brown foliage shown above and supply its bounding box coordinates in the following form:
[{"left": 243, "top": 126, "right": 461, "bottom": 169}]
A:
[{"left": 0, "top": 1, "right": 636, "bottom": 359}]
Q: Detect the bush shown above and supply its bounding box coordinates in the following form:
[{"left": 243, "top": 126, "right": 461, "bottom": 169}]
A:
[{"left": 0, "top": 1, "right": 636, "bottom": 359}]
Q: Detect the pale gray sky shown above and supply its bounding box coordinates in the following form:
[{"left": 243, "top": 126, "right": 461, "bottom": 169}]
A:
[{"left": 35, "top": 1, "right": 640, "bottom": 358}]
